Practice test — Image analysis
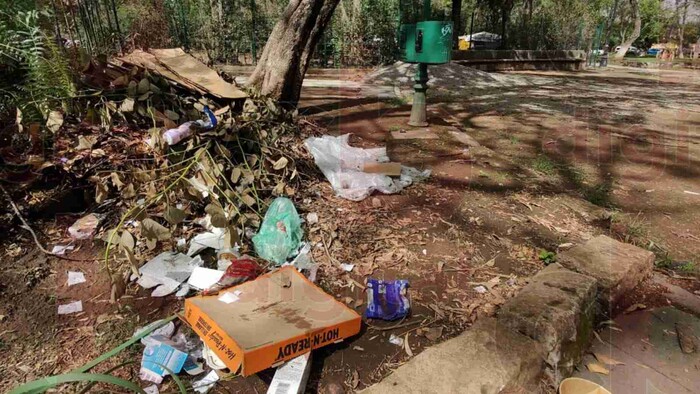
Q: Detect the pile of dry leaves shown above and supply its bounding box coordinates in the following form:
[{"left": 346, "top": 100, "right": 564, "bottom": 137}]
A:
[{"left": 4, "top": 51, "right": 324, "bottom": 296}]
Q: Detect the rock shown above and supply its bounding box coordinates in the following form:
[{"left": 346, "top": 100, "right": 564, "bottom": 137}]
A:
[
  {"left": 557, "top": 235, "right": 654, "bottom": 308},
  {"left": 360, "top": 318, "right": 545, "bottom": 394},
  {"left": 371, "top": 197, "right": 381, "bottom": 208},
  {"left": 498, "top": 264, "right": 597, "bottom": 382},
  {"left": 676, "top": 323, "right": 697, "bottom": 354}
]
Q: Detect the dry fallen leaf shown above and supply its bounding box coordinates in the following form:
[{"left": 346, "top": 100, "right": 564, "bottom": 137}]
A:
[
  {"left": 592, "top": 330, "right": 605, "bottom": 344},
  {"left": 46, "top": 110, "right": 63, "bottom": 132},
  {"left": 273, "top": 156, "right": 289, "bottom": 170},
  {"left": 624, "top": 303, "right": 646, "bottom": 314},
  {"left": 593, "top": 352, "right": 625, "bottom": 366},
  {"left": 164, "top": 205, "right": 187, "bottom": 225},
  {"left": 351, "top": 369, "right": 359, "bottom": 389},
  {"left": 437, "top": 261, "right": 445, "bottom": 272},
  {"left": 95, "top": 182, "right": 108, "bottom": 204},
  {"left": 76, "top": 135, "right": 97, "bottom": 150},
  {"left": 120, "top": 230, "right": 135, "bottom": 251},
  {"left": 586, "top": 362, "right": 610, "bottom": 375},
  {"left": 424, "top": 326, "right": 443, "bottom": 341},
  {"left": 404, "top": 333, "right": 413, "bottom": 357}
]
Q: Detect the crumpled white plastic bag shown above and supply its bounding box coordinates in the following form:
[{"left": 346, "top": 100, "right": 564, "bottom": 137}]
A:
[{"left": 304, "top": 134, "right": 430, "bottom": 201}]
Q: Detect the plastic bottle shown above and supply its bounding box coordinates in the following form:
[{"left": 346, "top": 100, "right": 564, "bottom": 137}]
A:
[
  {"left": 163, "top": 122, "right": 194, "bottom": 145},
  {"left": 162, "top": 106, "right": 217, "bottom": 146}
]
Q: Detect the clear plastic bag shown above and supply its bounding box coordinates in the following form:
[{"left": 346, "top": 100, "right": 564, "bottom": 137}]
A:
[{"left": 304, "top": 134, "right": 430, "bottom": 201}]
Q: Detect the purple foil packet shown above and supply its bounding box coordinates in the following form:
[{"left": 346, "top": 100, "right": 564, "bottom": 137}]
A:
[{"left": 364, "top": 279, "right": 410, "bottom": 321}]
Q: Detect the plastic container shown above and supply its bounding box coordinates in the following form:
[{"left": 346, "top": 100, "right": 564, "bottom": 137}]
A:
[
  {"left": 162, "top": 106, "right": 217, "bottom": 145},
  {"left": 163, "top": 122, "right": 194, "bottom": 145}
]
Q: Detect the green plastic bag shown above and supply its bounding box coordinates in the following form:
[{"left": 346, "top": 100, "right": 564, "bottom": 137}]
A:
[{"left": 253, "top": 197, "right": 303, "bottom": 265}]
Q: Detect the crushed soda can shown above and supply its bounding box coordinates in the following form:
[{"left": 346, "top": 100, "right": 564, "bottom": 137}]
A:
[{"left": 364, "top": 278, "right": 410, "bottom": 321}]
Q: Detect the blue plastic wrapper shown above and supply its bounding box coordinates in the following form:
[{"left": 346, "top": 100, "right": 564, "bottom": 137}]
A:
[
  {"left": 364, "top": 279, "right": 410, "bottom": 321},
  {"left": 195, "top": 106, "right": 217, "bottom": 129}
]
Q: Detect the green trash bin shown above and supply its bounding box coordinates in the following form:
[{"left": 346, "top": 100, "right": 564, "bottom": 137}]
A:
[{"left": 399, "top": 21, "right": 452, "bottom": 64}]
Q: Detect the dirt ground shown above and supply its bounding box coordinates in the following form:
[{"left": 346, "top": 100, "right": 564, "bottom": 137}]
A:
[{"left": 1, "top": 65, "right": 698, "bottom": 393}]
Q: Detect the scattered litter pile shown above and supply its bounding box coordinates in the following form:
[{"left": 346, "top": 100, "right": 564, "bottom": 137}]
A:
[{"left": 6, "top": 48, "right": 429, "bottom": 393}]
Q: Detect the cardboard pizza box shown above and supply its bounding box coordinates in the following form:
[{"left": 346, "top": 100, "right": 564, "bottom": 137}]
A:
[{"left": 183, "top": 266, "right": 361, "bottom": 376}]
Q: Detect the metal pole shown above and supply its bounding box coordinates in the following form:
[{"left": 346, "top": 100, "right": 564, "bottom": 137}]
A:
[{"left": 408, "top": 0, "right": 431, "bottom": 127}]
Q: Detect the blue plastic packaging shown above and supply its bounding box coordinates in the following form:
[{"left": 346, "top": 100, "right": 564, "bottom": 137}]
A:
[{"left": 364, "top": 278, "right": 410, "bottom": 321}]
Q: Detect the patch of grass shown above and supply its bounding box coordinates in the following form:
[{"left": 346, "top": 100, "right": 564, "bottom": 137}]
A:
[
  {"left": 386, "top": 96, "right": 408, "bottom": 107},
  {"left": 539, "top": 249, "right": 556, "bottom": 265},
  {"left": 509, "top": 135, "right": 520, "bottom": 145},
  {"left": 610, "top": 212, "right": 647, "bottom": 245},
  {"left": 584, "top": 183, "right": 612, "bottom": 207},
  {"left": 677, "top": 261, "right": 696, "bottom": 273},
  {"left": 655, "top": 253, "right": 675, "bottom": 270},
  {"left": 493, "top": 171, "right": 509, "bottom": 183},
  {"left": 625, "top": 216, "right": 647, "bottom": 240},
  {"left": 95, "top": 308, "right": 139, "bottom": 351},
  {"left": 388, "top": 125, "right": 402, "bottom": 132},
  {"left": 655, "top": 254, "right": 697, "bottom": 274},
  {"left": 531, "top": 155, "right": 557, "bottom": 175}
]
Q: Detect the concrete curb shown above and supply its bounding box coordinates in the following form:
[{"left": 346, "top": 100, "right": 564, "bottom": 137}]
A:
[{"left": 361, "top": 235, "right": 655, "bottom": 393}]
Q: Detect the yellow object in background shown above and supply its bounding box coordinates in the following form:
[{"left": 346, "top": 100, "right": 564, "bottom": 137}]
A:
[{"left": 559, "top": 377, "right": 612, "bottom": 394}]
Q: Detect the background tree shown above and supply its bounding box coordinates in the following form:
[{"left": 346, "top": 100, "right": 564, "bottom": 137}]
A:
[
  {"left": 637, "top": 0, "right": 669, "bottom": 49},
  {"left": 452, "top": 0, "right": 463, "bottom": 48},
  {"left": 677, "top": 0, "right": 690, "bottom": 57},
  {"left": 614, "top": 0, "right": 641, "bottom": 57},
  {"left": 246, "top": 0, "right": 340, "bottom": 106}
]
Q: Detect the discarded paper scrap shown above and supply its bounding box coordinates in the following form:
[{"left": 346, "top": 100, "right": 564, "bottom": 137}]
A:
[
  {"left": 267, "top": 353, "right": 312, "bottom": 394},
  {"left": 66, "top": 271, "right": 86, "bottom": 286},
  {"left": 58, "top": 301, "right": 83, "bottom": 315},
  {"left": 137, "top": 252, "right": 202, "bottom": 297}
]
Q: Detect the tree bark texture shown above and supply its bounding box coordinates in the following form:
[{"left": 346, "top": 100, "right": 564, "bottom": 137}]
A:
[
  {"left": 451, "top": 0, "right": 463, "bottom": 49},
  {"left": 679, "top": 0, "right": 689, "bottom": 58},
  {"left": 246, "top": 0, "right": 340, "bottom": 107},
  {"left": 614, "top": 0, "right": 641, "bottom": 59}
]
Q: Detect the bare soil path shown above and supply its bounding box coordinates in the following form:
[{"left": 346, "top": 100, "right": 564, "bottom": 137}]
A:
[{"left": 1, "top": 65, "right": 698, "bottom": 393}]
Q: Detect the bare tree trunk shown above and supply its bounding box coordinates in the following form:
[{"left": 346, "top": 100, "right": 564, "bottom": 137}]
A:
[
  {"left": 614, "top": 0, "right": 641, "bottom": 59},
  {"left": 246, "top": 0, "right": 340, "bottom": 107},
  {"left": 679, "top": 0, "right": 689, "bottom": 58},
  {"left": 602, "top": 0, "right": 619, "bottom": 50},
  {"left": 525, "top": 0, "right": 534, "bottom": 49},
  {"left": 451, "top": 0, "right": 463, "bottom": 49},
  {"left": 500, "top": 0, "right": 515, "bottom": 49}
]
